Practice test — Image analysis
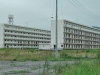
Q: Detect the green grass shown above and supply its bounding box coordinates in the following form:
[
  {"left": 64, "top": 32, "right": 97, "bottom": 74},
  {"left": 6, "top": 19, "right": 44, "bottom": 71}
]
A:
[
  {"left": 4, "top": 70, "right": 30, "bottom": 74},
  {"left": 59, "top": 60, "right": 100, "bottom": 75},
  {"left": 0, "top": 48, "right": 56, "bottom": 61},
  {"left": 1, "top": 48, "right": 100, "bottom": 75},
  {"left": 31, "top": 67, "right": 37, "bottom": 70},
  {"left": 0, "top": 48, "right": 100, "bottom": 61},
  {"left": 10, "top": 63, "right": 17, "bottom": 67}
]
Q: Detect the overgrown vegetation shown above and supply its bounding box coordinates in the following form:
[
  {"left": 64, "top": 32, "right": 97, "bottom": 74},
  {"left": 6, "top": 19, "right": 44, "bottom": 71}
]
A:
[
  {"left": 0, "top": 48, "right": 100, "bottom": 61},
  {"left": 0, "top": 48, "right": 100, "bottom": 75},
  {"left": 56, "top": 60, "right": 100, "bottom": 75},
  {"left": 4, "top": 70, "right": 30, "bottom": 74}
]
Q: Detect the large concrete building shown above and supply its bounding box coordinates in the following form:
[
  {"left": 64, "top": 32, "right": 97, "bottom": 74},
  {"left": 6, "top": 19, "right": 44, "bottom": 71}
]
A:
[
  {"left": 0, "top": 24, "right": 51, "bottom": 48},
  {"left": 51, "top": 20, "right": 100, "bottom": 50},
  {"left": 1, "top": 19, "right": 100, "bottom": 50}
]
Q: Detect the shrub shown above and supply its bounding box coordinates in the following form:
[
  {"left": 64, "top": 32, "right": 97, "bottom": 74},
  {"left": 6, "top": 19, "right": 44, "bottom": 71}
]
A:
[
  {"left": 60, "top": 52, "right": 68, "bottom": 58},
  {"left": 76, "top": 50, "right": 79, "bottom": 53},
  {"left": 97, "top": 53, "right": 100, "bottom": 59},
  {"left": 86, "top": 50, "right": 90, "bottom": 52}
]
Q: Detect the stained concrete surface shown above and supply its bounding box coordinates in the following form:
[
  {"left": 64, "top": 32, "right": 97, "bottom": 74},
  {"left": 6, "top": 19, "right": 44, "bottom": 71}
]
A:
[{"left": 0, "top": 61, "right": 76, "bottom": 75}]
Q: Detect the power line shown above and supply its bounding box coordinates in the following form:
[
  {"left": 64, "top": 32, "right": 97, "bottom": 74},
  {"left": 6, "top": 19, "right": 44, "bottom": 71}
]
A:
[
  {"left": 75, "top": 0, "right": 100, "bottom": 18},
  {"left": 51, "top": 0, "right": 56, "bottom": 18},
  {"left": 68, "top": 0, "right": 100, "bottom": 23},
  {"left": 59, "top": 0, "right": 64, "bottom": 19},
  {"left": 71, "top": 0, "right": 100, "bottom": 22},
  {"left": 72, "top": 0, "right": 100, "bottom": 21}
]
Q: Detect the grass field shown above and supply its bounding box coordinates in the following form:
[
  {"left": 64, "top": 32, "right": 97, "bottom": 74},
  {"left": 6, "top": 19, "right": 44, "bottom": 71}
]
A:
[
  {"left": 57, "top": 60, "right": 100, "bottom": 75},
  {"left": 0, "top": 48, "right": 100, "bottom": 75},
  {"left": 0, "top": 48, "right": 99, "bottom": 61}
]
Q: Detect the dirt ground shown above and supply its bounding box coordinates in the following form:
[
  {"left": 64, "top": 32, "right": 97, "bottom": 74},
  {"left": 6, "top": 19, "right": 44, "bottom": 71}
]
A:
[{"left": 0, "top": 61, "right": 75, "bottom": 75}]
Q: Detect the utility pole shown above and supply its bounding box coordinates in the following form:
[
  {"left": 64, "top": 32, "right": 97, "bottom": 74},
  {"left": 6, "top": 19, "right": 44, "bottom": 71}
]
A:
[{"left": 55, "top": 0, "right": 58, "bottom": 58}]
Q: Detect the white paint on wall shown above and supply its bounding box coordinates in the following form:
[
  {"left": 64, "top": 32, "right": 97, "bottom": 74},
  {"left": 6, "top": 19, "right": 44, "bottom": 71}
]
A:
[
  {"left": 0, "top": 24, "right": 4, "bottom": 48},
  {"left": 51, "top": 20, "right": 64, "bottom": 50},
  {"left": 0, "top": 23, "right": 51, "bottom": 48},
  {"left": 39, "top": 43, "right": 51, "bottom": 50}
]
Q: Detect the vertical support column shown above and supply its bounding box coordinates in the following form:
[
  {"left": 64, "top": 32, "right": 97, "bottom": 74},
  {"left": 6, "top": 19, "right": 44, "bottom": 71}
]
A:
[{"left": 55, "top": 0, "right": 58, "bottom": 58}]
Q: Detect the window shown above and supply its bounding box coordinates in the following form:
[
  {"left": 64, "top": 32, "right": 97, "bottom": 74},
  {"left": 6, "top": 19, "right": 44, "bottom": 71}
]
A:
[{"left": 61, "top": 45, "right": 63, "bottom": 47}]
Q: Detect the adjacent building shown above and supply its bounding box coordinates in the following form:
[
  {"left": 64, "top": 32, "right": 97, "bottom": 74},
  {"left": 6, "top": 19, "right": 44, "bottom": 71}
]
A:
[
  {"left": 51, "top": 20, "right": 100, "bottom": 50},
  {"left": 1, "top": 19, "right": 100, "bottom": 50},
  {"left": 0, "top": 24, "right": 51, "bottom": 48}
]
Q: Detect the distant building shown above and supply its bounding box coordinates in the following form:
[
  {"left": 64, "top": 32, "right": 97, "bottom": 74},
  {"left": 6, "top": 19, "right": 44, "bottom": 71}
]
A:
[
  {"left": 0, "top": 24, "right": 51, "bottom": 48},
  {"left": 1, "top": 19, "right": 100, "bottom": 50},
  {"left": 51, "top": 20, "right": 100, "bottom": 50},
  {"left": 92, "top": 26, "right": 100, "bottom": 29}
]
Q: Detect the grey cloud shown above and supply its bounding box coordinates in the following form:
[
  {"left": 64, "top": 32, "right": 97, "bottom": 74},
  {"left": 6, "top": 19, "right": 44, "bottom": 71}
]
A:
[{"left": 0, "top": 0, "right": 100, "bottom": 30}]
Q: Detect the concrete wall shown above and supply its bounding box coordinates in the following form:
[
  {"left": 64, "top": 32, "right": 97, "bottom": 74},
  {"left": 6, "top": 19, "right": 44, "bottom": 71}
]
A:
[
  {"left": 39, "top": 44, "right": 51, "bottom": 50},
  {"left": 3, "top": 24, "right": 51, "bottom": 48},
  {"left": 51, "top": 20, "right": 64, "bottom": 50},
  {"left": 0, "top": 24, "right": 4, "bottom": 48}
]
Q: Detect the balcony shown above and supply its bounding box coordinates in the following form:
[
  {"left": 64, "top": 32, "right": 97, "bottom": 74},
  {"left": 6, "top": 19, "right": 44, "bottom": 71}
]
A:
[
  {"left": 4, "top": 32, "right": 51, "bottom": 38},
  {"left": 4, "top": 37, "right": 50, "bottom": 42},
  {"left": 4, "top": 28, "right": 51, "bottom": 35}
]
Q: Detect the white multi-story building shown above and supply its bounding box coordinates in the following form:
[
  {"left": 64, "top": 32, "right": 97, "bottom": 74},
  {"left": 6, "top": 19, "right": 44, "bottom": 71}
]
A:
[
  {"left": 51, "top": 20, "right": 100, "bottom": 50},
  {"left": 0, "top": 24, "right": 51, "bottom": 48},
  {"left": 1, "top": 19, "right": 100, "bottom": 50}
]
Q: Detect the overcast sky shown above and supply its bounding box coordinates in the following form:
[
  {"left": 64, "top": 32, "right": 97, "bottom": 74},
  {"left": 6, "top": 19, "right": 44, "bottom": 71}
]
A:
[{"left": 0, "top": 0, "right": 100, "bottom": 30}]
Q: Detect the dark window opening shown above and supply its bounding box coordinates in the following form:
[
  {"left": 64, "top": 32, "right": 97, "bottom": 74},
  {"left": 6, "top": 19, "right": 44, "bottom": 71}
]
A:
[
  {"left": 7, "top": 45, "right": 9, "bottom": 48},
  {"left": 61, "top": 45, "right": 63, "bottom": 47},
  {"left": 54, "top": 45, "right": 56, "bottom": 49}
]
